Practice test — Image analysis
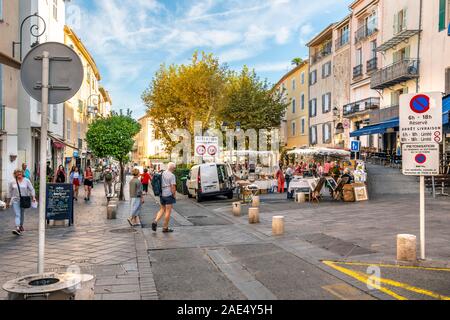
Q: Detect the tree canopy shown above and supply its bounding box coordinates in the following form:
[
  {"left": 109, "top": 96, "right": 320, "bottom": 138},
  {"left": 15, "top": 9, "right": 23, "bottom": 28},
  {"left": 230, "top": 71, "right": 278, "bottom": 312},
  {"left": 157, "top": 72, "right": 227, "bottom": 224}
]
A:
[
  {"left": 142, "top": 52, "right": 288, "bottom": 151},
  {"left": 291, "top": 57, "right": 303, "bottom": 66}
]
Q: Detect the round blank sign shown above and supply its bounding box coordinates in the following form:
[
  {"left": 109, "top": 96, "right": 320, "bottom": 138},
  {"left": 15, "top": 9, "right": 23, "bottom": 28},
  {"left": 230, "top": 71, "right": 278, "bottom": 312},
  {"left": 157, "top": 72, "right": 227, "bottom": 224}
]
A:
[{"left": 21, "top": 42, "right": 84, "bottom": 105}]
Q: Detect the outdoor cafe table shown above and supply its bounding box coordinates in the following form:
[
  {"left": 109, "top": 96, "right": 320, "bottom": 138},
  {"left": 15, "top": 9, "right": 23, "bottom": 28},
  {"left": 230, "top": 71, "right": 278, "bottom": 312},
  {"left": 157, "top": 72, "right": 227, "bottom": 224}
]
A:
[{"left": 288, "top": 177, "right": 319, "bottom": 195}]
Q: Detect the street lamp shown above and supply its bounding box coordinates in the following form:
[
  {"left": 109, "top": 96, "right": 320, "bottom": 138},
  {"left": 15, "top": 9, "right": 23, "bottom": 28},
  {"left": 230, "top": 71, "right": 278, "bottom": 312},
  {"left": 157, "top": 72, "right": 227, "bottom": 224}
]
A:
[{"left": 12, "top": 13, "right": 47, "bottom": 61}]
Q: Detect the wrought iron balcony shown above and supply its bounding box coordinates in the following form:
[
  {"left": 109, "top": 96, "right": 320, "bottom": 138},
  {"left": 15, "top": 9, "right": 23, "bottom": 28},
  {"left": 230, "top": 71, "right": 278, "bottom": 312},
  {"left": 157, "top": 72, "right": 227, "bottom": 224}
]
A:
[
  {"left": 355, "top": 21, "right": 378, "bottom": 44},
  {"left": 369, "top": 105, "right": 399, "bottom": 125},
  {"left": 353, "top": 64, "right": 363, "bottom": 78},
  {"left": 371, "top": 59, "right": 420, "bottom": 90},
  {"left": 311, "top": 42, "right": 332, "bottom": 64},
  {"left": 343, "top": 97, "right": 380, "bottom": 117},
  {"left": 366, "top": 57, "right": 378, "bottom": 72}
]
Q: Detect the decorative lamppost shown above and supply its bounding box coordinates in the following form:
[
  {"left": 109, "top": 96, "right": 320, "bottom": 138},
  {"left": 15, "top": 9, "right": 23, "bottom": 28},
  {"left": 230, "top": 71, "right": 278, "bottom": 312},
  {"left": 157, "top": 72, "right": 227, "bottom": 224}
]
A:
[{"left": 12, "top": 13, "right": 47, "bottom": 61}]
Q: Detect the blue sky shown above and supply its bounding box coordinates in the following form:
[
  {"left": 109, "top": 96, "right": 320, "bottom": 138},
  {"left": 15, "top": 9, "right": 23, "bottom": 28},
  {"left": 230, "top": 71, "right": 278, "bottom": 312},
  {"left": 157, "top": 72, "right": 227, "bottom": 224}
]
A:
[{"left": 68, "top": 0, "right": 349, "bottom": 119}]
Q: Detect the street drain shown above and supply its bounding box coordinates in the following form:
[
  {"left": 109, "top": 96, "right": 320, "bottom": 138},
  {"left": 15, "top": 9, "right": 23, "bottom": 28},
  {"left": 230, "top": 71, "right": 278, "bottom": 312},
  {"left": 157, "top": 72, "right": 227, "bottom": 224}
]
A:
[{"left": 110, "top": 228, "right": 138, "bottom": 234}]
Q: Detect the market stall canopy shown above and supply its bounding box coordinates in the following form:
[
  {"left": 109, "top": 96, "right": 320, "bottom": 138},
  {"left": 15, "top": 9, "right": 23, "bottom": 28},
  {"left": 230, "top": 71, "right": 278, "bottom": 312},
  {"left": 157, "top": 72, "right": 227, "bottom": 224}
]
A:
[{"left": 287, "top": 147, "right": 351, "bottom": 157}]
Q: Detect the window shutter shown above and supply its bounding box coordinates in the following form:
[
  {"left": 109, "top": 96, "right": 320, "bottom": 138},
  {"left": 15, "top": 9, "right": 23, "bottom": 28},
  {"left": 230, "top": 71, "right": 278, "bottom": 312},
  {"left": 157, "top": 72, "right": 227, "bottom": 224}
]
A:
[
  {"left": 405, "top": 46, "right": 410, "bottom": 59},
  {"left": 393, "top": 12, "right": 399, "bottom": 35},
  {"left": 446, "top": 68, "right": 450, "bottom": 94},
  {"left": 403, "top": 8, "right": 408, "bottom": 31},
  {"left": 439, "top": 0, "right": 446, "bottom": 31}
]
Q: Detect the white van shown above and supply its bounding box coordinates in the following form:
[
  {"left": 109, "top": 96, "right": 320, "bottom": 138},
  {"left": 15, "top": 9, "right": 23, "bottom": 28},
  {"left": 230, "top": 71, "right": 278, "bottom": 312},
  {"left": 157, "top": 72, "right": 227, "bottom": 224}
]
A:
[{"left": 187, "top": 163, "right": 235, "bottom": 202}]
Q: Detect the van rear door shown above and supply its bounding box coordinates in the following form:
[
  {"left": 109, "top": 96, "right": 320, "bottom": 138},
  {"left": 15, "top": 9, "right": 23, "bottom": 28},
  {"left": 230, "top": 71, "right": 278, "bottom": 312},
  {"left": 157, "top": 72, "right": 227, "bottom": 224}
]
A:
[{"left": 200, "top": 164, "right": 220, "bottom": 193}]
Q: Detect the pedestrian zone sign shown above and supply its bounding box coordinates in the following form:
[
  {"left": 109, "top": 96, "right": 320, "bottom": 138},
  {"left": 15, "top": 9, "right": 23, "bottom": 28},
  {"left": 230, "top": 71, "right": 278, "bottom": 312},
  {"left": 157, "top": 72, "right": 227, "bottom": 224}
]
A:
[
  {"left": 399, "top": 93, "right": 443, "bottom": 144},
  {"left": 195, "top": 136, "right": 220, "bottom": 157},
  {"left": 402, "top": 143, "right": 440, "bottom": 176},
  {"left": 350, "top": 141, "right": 361, "bottom": 153}
]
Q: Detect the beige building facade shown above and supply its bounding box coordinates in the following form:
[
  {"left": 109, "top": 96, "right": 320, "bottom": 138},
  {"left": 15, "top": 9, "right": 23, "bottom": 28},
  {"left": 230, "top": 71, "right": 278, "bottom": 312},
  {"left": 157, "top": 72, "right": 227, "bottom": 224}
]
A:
[
  {"left": 133, "top": 115, "right": 167, "bottom": 167},
  {"left": 274, "top": 61, "right": 309, "bottom": 150},
  {"left": 0, "top": 0, "right": 20, "bottom": 198}
]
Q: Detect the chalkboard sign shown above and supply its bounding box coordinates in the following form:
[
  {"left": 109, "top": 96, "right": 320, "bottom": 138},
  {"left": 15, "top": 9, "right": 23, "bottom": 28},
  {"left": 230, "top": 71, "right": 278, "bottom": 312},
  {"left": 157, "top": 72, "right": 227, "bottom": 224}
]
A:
[{"left": 46, "top": 184, "right": 74, "bottom": 225}]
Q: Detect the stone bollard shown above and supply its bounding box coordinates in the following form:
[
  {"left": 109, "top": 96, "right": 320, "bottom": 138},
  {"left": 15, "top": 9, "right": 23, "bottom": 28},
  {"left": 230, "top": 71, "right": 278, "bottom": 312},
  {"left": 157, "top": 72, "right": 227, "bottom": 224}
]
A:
[
  {"left": 272, "top": 216, "right": 285, "bottom": 236},
  {"left": 232, "top": 202, "right": 242, "bottom": 217},
  {"left": 252, "top": 196, "right": 260, "bottom": 208},
  {"left": 248, "top": 207, "right": 260, "bottom": 224},
  {"left": 397, "top": 234, "right": 417, "bottom": 262},
  {"left": 107, "top": 204, "right": 117, "bottom": 220},
  {"left": 295, "top": 193, "right": 306, "bottom": 203}
]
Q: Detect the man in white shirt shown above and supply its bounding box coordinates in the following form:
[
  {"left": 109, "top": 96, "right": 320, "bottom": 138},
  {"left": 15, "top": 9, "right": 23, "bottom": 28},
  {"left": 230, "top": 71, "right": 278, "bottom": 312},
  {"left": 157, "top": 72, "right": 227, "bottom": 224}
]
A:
[{"left": 152, "top": 162, "right": 177, "bottom": 233}]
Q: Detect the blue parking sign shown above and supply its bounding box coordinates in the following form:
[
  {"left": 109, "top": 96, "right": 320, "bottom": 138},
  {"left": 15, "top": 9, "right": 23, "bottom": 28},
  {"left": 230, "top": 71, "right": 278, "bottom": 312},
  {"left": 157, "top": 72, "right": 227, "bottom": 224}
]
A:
[{"left": 351, "top": 141, "right": 361, "bottom": 153}]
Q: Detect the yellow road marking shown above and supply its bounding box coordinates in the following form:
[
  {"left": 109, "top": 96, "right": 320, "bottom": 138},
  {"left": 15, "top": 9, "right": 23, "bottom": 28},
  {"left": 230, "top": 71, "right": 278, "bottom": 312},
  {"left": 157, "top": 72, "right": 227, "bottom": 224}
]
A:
[
  {"left": 323, "top": 261, "right": 450, "bottom": 300},
  {"left": 326, "top": 260, "right": 450, "bottom": 272},
  {"left": 323, "top": 261, "right": 407, "bottom": 300}
]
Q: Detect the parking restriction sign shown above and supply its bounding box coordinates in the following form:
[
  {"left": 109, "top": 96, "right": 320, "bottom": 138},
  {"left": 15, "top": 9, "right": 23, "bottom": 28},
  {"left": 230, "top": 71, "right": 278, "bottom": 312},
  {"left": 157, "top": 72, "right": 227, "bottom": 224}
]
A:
[
  {"left": 399, "top": 93, "right": 443, "bottom": 144},
  {"left": 402, "top": 143, "right": 440, "bottom": 176}
]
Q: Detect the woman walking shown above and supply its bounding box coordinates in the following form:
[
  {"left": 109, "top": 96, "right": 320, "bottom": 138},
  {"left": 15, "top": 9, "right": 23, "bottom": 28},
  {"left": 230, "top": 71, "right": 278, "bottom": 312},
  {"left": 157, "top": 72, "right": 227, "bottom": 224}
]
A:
[
  {"left": 7, "top": 170, "right": 36, "bottom": 236},
  {"left": 128, "top": 168, "right": 144, "bottom": 227},
  {"left": 84, "top": 166, "right": 94, "bottom": 202},
  {"left": 275, "top": 166, "right": 285, "bottom": 193},
  {"left": 54, "top": 165, "right": 67, "bottom": 183},
  {"left": 70, "top": 166, "right": 83, "bottom": 201}
]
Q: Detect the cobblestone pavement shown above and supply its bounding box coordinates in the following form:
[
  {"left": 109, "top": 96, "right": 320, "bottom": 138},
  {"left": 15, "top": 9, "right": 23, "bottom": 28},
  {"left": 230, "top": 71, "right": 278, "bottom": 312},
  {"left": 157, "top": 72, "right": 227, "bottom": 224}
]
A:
[{"left": 0, "top": 178, "right": 157, "bottom": 300}]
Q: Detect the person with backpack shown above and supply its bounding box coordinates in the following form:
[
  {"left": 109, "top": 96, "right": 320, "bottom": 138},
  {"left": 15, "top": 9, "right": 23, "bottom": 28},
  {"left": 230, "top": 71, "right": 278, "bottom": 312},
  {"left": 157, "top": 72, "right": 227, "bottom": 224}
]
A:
[
  {"left": 104, "top": 166, "right": 114, "bottom": 196},
  {"left": 151, "top": 162, "right": 176, "bottom": 233}
]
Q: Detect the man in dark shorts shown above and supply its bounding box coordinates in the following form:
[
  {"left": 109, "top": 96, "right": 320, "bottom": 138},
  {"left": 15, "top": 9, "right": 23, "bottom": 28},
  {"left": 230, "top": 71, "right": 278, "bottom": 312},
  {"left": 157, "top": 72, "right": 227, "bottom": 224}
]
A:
[{"left": 152, "top": 163, "right": 177, "bottom": 233}]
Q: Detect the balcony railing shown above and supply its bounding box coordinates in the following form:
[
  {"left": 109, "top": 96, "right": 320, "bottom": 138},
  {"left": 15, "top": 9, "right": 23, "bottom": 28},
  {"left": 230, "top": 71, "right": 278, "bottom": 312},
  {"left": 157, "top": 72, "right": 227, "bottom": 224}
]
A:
[
  {"left": 369, "top": 105, "right": 399, "bottom": 125},
  {"left": 353, "top": 64, "right": 363, "bottom": 78},
  {"left": 343, "top": 97, "right": 380, "bottom": 117},
  {"left": 355, "top": 21, "right": 378, "bottom": 44},
  {"left": 366, "top": 57, "right": 378, "bottom": 72},
  {"left": 335, "top": 34, "right": 349, "bottom": 50},
  {"left": 371, "top": 59, "right": 420, "bottom": 90},
  {"left": 311, "top": 42, "right": 332, "bottom": 64},
  {"left": 0, "top": 105, "right": 5, "bottom": 132}
]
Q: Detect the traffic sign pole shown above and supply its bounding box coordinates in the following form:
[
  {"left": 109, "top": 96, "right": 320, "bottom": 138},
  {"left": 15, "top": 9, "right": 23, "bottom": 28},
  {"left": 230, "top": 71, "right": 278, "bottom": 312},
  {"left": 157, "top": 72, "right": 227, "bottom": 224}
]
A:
[
  {"left": 420, "top": 176, "right": 425, "bottom": 260},
  {"left": 38, "top": 51, "right": 50, "bottom": 275}
]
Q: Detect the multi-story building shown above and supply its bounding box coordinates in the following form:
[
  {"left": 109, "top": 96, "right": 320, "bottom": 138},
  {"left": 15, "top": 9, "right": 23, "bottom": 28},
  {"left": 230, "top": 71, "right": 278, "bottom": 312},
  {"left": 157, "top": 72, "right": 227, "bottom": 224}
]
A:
[
  {"left": 274, "top": 61, "right": 309, "bottom": 150},
  {"left": 307, "top": 24, "right": 336, "bottom": 147},
  {"left": 17, "top": 0, "right": 68, "bottom": 179},
  {"left": 63, "top": 25, "right": 104, "bottom": 172},
  {"left": 345, "top": 0, "right": 384, "bottom": 151},
  {"left": 133, "top": 115, "right": 167, "bottom": 167},
  {"left": 332, "top": 15, "right": 352, "bottom": 148},
  {"left": 0, "top": 0, "right": 20, "bottom": 198}
]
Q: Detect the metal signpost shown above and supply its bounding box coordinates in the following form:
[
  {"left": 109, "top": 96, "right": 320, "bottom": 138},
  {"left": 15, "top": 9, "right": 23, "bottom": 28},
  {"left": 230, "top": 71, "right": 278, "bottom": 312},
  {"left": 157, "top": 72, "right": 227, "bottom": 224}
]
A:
[
  {"left": 21, "top": 42, "right": 83, "bottom": 275},
  {"left": 400, "top": 93, "right": 443, "bottom": 260}
]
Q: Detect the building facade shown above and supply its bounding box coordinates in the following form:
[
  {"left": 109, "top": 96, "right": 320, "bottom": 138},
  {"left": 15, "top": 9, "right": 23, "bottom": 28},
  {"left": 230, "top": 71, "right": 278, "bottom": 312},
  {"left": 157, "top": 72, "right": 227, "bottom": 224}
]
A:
[
  {"left": 307, "top": 24, "right": 336, "bottom": 147},
  {"left": 0, "top": 0, "right": 20, "bottom": 198},
  {"left": 274, "top": 62, "right": 309, "bottom": 150},
  {"left": 332, "top": 16, "right": 352, "bottom": 149},
  {"left": 345, "top": 0, "right": 384, "bottom": 151},
  {"left": 63, "top": 25, "right": 105, "bottom": 173},
  {"left": 133, "top": 115, "right": 167, "bottom": 167},
  {"left": 17, "top": 0, "right": 67, "bottom": 180}
]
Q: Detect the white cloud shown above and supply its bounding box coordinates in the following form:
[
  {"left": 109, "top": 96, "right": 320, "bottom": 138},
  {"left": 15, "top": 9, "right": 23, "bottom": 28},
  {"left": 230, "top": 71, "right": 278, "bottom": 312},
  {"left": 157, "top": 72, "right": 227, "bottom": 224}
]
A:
[{"left": 252, "top": 61, "right": 292, "bottom": 73}]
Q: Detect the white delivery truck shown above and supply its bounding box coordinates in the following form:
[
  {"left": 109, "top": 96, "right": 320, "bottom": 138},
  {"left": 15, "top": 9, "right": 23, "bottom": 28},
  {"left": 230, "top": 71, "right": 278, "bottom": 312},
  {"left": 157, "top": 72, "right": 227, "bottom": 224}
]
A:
[{"left": 187, "top": 163, "right": 235, "bottom": 202}]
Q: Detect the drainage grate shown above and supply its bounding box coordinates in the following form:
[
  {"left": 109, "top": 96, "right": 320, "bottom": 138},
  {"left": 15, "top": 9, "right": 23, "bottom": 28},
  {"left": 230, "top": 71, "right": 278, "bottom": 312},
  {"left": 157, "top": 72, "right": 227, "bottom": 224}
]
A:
[
  {"left": 110, "top": 228, "right": 138, "bottom": 234},
  {"left": 302, "top": 233, "right": 375, "bottom": 257}
]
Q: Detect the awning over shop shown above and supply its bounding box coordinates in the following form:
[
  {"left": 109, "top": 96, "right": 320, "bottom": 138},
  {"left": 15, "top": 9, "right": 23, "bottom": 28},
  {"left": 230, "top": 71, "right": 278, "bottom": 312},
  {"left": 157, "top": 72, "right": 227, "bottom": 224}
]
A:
[
  {"left": 350, "top": 118, "right": 399, "bottom": 137},
  {"left": 443, "top": 94, "right": 450, "bottom": 125}
]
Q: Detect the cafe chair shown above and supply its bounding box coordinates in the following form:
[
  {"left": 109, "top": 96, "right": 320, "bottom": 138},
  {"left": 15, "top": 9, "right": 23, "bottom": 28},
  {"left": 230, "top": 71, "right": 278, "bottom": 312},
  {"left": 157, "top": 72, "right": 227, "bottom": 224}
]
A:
[{"left": 311, "top": 177, "right": 326, "bottom": 204}]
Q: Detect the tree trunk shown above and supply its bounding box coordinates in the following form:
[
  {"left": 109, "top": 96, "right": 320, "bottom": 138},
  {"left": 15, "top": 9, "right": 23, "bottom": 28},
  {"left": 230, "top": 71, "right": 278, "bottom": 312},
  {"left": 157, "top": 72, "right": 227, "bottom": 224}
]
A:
[{"left": 119, "top": 161, "right": 125, "bottom": 201}]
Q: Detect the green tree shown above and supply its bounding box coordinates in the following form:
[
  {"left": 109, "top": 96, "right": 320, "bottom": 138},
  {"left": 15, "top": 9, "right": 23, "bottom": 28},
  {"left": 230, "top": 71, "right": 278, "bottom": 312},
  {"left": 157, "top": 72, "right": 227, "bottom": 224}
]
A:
[
  {"left": 291, "top": 57, "right": 303, "bottom": 66},
  {"left": 142, "top": 52, "right": 228, "bottom": 152},
  {"left": 86, "top": 110, "right": 141, "bottom": 200},
  {"left": 220, "top": 66, "right": 288, "bottom": 132}
]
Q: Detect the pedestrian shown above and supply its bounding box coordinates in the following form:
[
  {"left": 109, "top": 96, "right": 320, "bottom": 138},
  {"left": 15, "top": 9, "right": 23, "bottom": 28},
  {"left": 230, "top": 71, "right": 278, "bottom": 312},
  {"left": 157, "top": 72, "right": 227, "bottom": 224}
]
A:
[
  {"left": 285, "top": 165, "right": 294, "bottom": 198},
  {"left": 70, "top": 166, "right": 83, "bottom": 201},
  {"left": 317, "top": 162, "right": 324, "bottom": 177},
  {"left": 323, "top": 161, "right": 331, "bottom": 176},
  {"left": 22, "top": 163, "right": 31, "bottom": 180},
  {"left": 275, "top": 165, "right": 285, "bottom": 193},
  {"left": 46, "top": 161, "right": 54, "bottom": 183},
  {"left": 7, "top": 169, "right": 36, "bottom": 236},
  {"left": 104, "top": 166, "right": 114, "bottom": 196},
  {"left": 128, "top": 168, "right": 144, "bottom": 227},
  {"left": 54, "top": 165, "right": 66, "bottom": 183},
  {"left": 152, "top": 162, "right": 177, "bottom": 233},
  {"left": 141, "top": 168, "right": 151, "bottom": 195},
  {"left": 84, "top": 166, "right": 94, "bottom": 201}
]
